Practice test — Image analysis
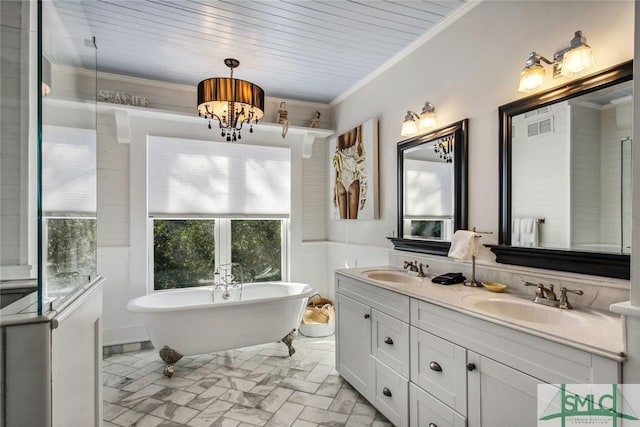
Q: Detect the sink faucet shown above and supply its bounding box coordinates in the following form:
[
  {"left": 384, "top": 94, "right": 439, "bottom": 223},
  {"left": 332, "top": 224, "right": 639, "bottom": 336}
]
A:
[
  {"left": 558, "top": 287, "right": 584, "bottom": 310},
  {"left": 524, "top": 282, "right": 558, "bottom": 307},
  {"left": 403, "top": 260, "right": 428, "bottom": 277}
]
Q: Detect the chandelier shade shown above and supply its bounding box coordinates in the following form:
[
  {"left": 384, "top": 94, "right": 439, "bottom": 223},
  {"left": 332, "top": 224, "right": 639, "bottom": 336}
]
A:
[{"left": 197, "top": 58, "right": 265, "bottom": 142}]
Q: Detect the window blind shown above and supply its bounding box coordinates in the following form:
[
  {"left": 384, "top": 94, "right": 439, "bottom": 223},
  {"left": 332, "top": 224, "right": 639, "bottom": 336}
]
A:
[
  {"left": 148, "top": 136, "right": 290, "bottom": 217},
  {"left": 404, "top": 159, "right": 453, "bottom": 217},
  {"left": 41, "top": 126, "right": 97, "bottom": 214}
]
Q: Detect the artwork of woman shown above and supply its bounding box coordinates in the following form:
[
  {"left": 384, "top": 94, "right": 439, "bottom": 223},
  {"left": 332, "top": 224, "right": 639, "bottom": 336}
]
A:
[
  {"left": 276, "top": 101, "right": 289, "bottom": 138},
  {"left": 332, "top": 125, "right": 368, "bottom": 219}
]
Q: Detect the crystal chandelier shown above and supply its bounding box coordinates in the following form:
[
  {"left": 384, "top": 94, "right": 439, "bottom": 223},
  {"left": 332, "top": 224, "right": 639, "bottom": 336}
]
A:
[
  {"left": 434, "top": 134, "right": 454, "bottom": 163},
  {"left": 197, "top": 58, "right": 265, "bottom": 142}
]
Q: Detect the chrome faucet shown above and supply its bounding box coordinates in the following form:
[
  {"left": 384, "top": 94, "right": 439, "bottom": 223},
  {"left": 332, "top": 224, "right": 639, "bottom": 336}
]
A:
[
  {"left": 217, "top": 262, "right": 244, "bottom": 300},
  {"left": 403, "top": 260, "right": 428, "bottom": 278},
  {"left": 558, "top": 287, "right": 584, "bottom": 310},
  {"left": 524, "top": 282, "right": 558, "bottom": 307}
]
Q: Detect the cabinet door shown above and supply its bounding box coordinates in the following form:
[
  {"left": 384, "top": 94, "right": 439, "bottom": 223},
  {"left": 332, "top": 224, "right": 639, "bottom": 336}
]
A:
[
  {"left": 410, "top": 383, "right": 466, "bottom": 427},
  {"left": 372, "top": 309, "right": 410, "bottom": 378},
  {"left": 467, "top": 352, "right": 541, "bottom": 427},
  {"left": 374, "top": 359, "right": 409, "bottom": 427},
  {"left": 336, "top": 293, "right": 373, "bottom": 399},
  {"left": 411, "top": 327, "right": 467, "bottom": 415}
]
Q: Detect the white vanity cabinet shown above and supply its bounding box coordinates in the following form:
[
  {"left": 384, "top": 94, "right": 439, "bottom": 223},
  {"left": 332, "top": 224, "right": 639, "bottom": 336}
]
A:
[
  {"left": 411, "top": 299, "right": 621, "bottom": 427},
  {"left": 335, "top": 271, "right": 622, "bottom": 427},
  {"left": 335, "top": 273, "right": 411, "bottom": 426}
]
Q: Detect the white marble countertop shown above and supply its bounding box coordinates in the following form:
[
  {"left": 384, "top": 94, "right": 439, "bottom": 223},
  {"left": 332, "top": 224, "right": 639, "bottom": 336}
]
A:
[{"left": 336, "top": 266, "right": 625, "bottom": 362}]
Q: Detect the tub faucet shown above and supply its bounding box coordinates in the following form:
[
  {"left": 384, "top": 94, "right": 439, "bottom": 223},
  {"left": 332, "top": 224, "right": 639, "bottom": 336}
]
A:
[{"left": 218, "top": 262, "right": 244, "bottom": 300}]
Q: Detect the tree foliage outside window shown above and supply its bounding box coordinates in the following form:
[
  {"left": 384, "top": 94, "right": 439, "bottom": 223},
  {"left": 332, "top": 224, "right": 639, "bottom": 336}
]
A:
[
  {"left": 152, "top": 219, "right": 282, "bottom": 290},
  {"left": 46, "top": 218, "right": 97, "bottom": 293},
  {"left": 154, "top": 219, "right": 215, "bottom": 290},
  {"left": 231, "top": 220, "right": 281, "bottom": 282}
]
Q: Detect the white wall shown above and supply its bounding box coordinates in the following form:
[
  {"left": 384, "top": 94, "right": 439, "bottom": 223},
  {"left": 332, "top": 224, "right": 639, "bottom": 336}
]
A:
[{"left": 330, "top": 0, "right": 634, "bottom": 262}]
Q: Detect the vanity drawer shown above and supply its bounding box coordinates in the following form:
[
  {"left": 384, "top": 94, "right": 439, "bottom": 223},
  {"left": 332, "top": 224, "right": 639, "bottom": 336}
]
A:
[
  {"left": 410, "top": 383, "right": 466, "bottom": 427},
  {"left": 336, "top": 273, "right": 410, "bottom": 322},
  {"left": 372, "top": 309, "right": 410, "bottom": 378},
  {"left": 373, "top": 359, "right": 409, "bottom": 427},
  {"left": 410, "top": 327, "right": 467, "bottom": 416}
]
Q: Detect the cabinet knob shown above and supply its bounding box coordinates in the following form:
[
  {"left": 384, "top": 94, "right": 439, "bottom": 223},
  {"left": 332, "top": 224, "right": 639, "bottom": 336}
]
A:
[
  {"left": 382, "top": 387, "right": 392, "bottom": 397},
  {"left": 467, "top": 362, "right": 476, "bottom": 371},
  {"left": 384, "top": 336, "right": 394, "bottom": 345},
  {"left": 429, "top": 361, "right": 442, "bottom": 372},
  {"left": 364, "top": 313, "right": 370, "bottom": 319},
  {"left": 429, "top": 424, "right": 438, "bottom": 427}
]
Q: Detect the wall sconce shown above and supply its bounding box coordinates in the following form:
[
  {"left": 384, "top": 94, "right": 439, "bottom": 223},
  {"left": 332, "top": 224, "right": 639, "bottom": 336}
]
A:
[
  {"left": 400, "top": 101, "right": 437, "bottom": 137},
  {"left": 518, "top": 30, "right": 594, "bottom": 93}
]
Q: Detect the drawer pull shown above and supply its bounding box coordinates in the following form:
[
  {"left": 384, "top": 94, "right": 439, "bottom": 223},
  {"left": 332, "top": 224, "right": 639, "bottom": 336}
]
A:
[
  {"left": 384, "top": 336, "right": 394, "bottom": 345},
  {"left": 429, "top": 424, "right": 438, "bottom": 427},
  {"left": 382, "top": 387, "right": 392, "bottom": 397},
  {"left": 429, "top": 361, "right": 442, "bottom": 372},
  {"left": 467, "top": 362, "right": 476, "bottom": 371},
  {"left": 364, "top": 313, "right": 370, "bottom": 319}
]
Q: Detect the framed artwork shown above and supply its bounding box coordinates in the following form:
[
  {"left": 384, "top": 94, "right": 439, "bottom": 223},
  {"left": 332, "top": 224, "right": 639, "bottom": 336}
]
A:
[{"left": 330, "top": 118, "right": 379, "bottom": 220}]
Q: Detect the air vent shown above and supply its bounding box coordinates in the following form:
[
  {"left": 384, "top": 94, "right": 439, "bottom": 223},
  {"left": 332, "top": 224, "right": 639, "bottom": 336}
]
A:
[{"left": 527, "top": 117, "right": 554, "bottom": 138}]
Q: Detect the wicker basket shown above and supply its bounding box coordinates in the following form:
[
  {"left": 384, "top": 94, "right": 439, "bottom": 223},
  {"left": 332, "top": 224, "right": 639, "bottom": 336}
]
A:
[{"left": 299, "top": 294, "right": 335, "bottom": 337}]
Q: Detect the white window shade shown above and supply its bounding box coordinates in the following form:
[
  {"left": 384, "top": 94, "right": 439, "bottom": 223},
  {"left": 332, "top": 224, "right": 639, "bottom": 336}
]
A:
[
  {"left": 404, "top": 159, "right": 453, "bottom": 217},
  {"left": 149, "top": 136, "right": 290, "bottom": 217},
  {"left": 42, "top": 126, "right": 97, "bottom": 214}
]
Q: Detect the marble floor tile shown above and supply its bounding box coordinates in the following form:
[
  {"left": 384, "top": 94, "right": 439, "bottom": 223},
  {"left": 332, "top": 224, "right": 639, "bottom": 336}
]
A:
[
  {"left": 104, "top": 336, "right": 390, "bottom": 427},
  {"left": 257, "top": 387, "right": 294, "bottom": 413},
  {"left": 328, "top": 388, "right": 359, "bottom": 414},
  {"left": 287, "top": 391, "right": 334, "bottom": 410},
  {"left": 265, "top": 402, "right": 304, "bottom": 427},
  {"left": 150, "top": 402, "right": 200, "bottom": 424},
  {"left": 297, "top": 407, "right": 349, "bottom": 425},
  {"left": 225, "top": 404, "right": 274, "bottom": 426}
]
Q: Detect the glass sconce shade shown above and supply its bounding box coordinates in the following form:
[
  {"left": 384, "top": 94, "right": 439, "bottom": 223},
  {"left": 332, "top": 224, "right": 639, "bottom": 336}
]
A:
[
  {"left": 401, "top": 111, "right": 419, "bottom": 136},
  {"left": 560, "top": 45, "right": 594, "bottom": 77},
  {"left": 418, "top": 102, "right": 437, "bottom": 130},
  {"left": 518, "top": 63, "right": 546, "bottom": 93}
]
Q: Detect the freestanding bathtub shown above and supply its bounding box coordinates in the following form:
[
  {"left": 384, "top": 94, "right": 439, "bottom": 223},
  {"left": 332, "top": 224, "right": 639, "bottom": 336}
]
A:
[{"left": 127, "top": 282, "right": 314, "bottom": 376}]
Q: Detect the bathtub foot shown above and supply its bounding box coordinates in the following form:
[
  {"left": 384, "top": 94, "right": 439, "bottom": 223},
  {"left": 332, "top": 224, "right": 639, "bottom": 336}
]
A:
[
  {"left": 159, "top": 346, "right": 183, "bottom": 378},
  {"left": 281, "top": 329, "right": 297, "bottom": 357}
]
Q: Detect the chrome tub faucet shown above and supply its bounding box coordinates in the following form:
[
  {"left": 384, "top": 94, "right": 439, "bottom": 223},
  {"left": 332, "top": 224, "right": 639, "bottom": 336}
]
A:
[{"left": 213, "top": 262, "right": 244, "bottom": 301}]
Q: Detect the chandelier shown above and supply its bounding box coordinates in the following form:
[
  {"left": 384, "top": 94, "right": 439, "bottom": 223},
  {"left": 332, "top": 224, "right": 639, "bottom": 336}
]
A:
[
  {"left": 433, "top": 134, "right": 454, "bottom": 163},
  {"left": 197, "top": 58, "right": 265, "bottom": 142}
]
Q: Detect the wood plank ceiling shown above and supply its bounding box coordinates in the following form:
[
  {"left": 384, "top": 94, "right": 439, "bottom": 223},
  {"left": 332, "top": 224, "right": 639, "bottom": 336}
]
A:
[{"left": 53, "top": 0, "right": 467, "bottom": 103}]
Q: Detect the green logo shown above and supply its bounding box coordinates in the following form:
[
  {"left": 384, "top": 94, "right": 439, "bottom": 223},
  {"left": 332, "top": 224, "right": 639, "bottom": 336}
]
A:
[{"left": 538, "top": 384, "right": 639, "bottom": 427}]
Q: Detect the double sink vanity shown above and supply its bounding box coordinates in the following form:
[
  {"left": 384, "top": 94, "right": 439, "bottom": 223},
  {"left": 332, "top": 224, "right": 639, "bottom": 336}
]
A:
[{"left": 334, "top": 267, "right": 623, "bottom": 427}]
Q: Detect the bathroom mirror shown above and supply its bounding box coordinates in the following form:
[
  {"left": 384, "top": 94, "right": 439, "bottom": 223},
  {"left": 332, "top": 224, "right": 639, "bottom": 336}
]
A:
[
  {"left": 389, "top": 119, "right": 468, "bottom": 256},
  {"left": 489, "top": 61, "right": 632, "bottom": 279}
]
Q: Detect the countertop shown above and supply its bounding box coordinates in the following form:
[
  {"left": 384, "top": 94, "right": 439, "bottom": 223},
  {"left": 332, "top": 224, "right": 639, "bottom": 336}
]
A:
[{"left": 336, "top": 266, "right": 625, "bottom": 362}]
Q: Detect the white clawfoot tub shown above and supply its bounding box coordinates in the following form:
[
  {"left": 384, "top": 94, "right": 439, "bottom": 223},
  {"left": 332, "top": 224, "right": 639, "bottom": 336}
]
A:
[{"left": 127, "top": 282, "right": 314, "bottom": 376}]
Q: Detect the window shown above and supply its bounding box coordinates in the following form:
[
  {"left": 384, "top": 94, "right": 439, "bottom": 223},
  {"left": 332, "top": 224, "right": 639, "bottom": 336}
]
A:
[
  {"left": 153, "top": 219, "right": 215, "bottom": 290},
  {"left": 151, "top": 218, "right": 285, "bottom": 290},
  {"left": 148, "top": 136, "right": 290, "bottom": 291},
  {"left": 42, "top": 126, "right": 97, "bottom": 295}
]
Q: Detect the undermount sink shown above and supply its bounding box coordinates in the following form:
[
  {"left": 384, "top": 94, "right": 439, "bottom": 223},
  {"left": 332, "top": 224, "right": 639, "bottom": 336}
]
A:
[
  {"left": 363, "top": 270, "right": 423, "bottom": 284},
  {"left": 470, "top": 298, "right": 586, "bottom": 325}
]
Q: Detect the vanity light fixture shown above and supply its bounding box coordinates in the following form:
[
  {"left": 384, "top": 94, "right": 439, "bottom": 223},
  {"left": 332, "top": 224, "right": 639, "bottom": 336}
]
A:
[
  {"left": 518, "top": 30, "right": 594, "bottom": 93},
  {"left": 197, "top": 58, "right": 265, "bottom": 142},
  {"left": 400, "top": 101, "right": 437, "bottom": 137}
]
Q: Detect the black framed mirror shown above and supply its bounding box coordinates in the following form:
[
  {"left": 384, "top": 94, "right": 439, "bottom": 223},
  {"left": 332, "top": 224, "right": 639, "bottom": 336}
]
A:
[
  {"left": 488, "top": 61, "right": 632, "bottom": 279},
  {"left": 389, "top": 119, "right": 468, "bottom": 256}
]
